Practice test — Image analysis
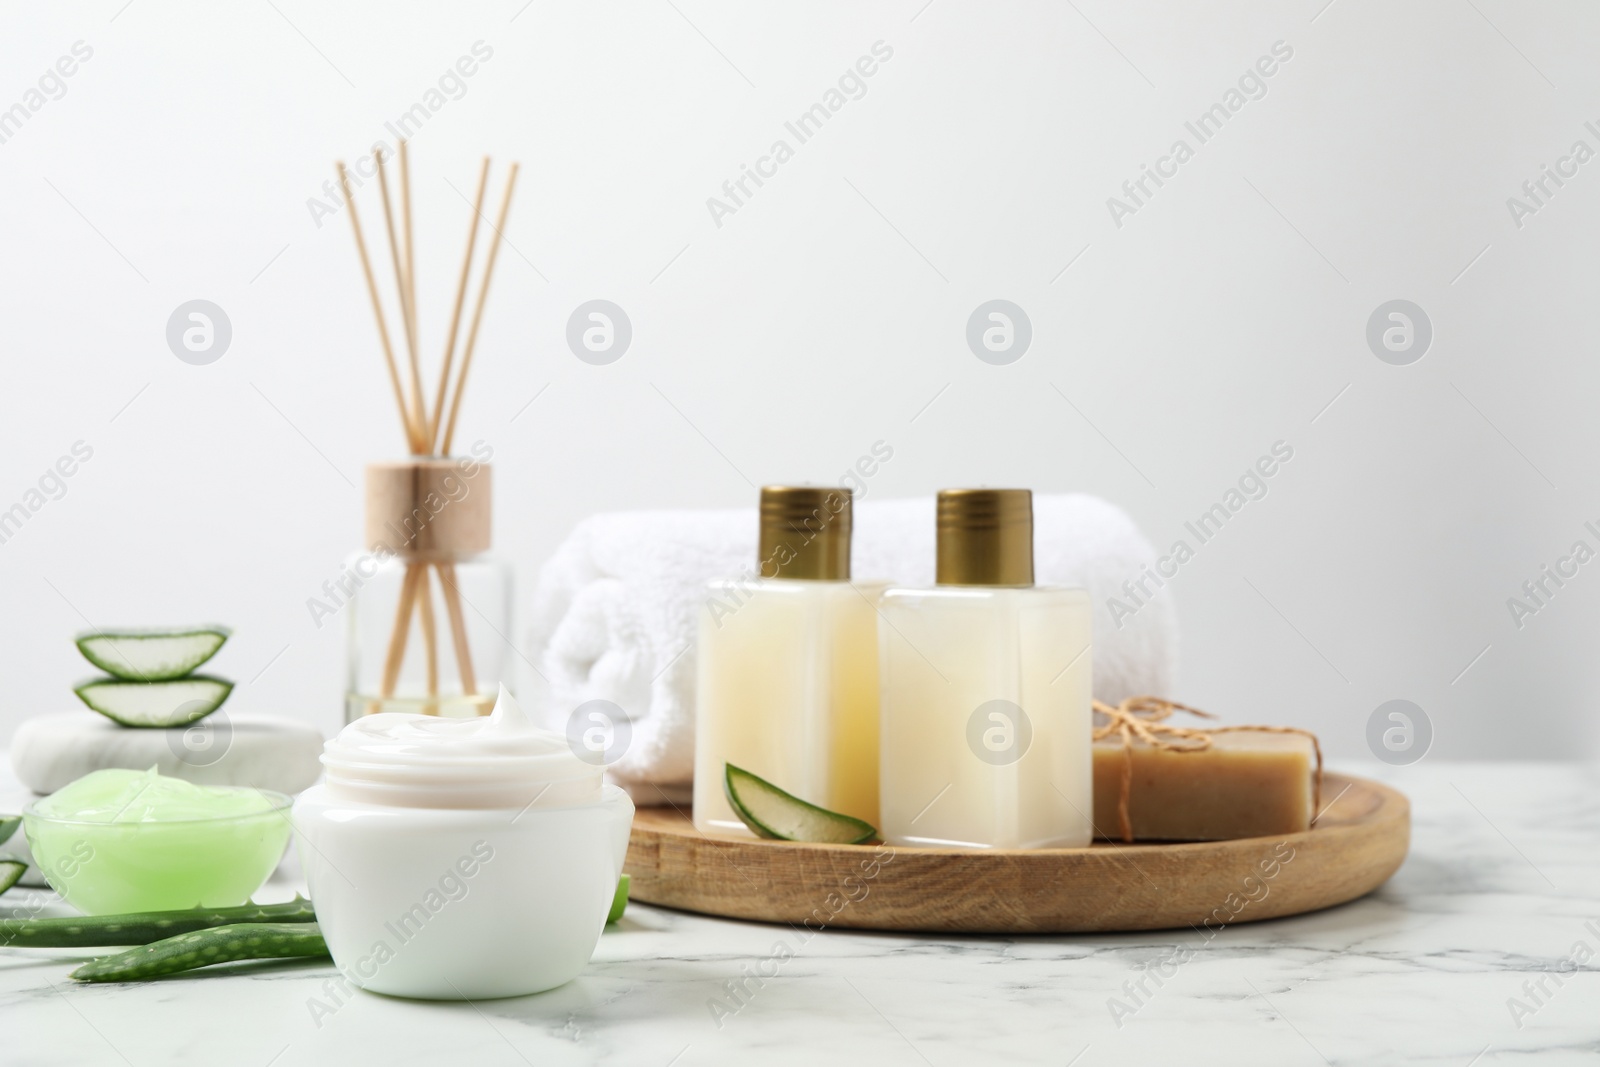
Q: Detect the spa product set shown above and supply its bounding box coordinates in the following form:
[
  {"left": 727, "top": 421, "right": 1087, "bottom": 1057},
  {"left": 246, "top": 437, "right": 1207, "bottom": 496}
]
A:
[
  {"left": 0, "top": 463, "right": 1322, "bottom": 1001},
  {"left": 694, "top": 485, "right": 1318, "bottom": 850},
  {"left": 0, "top": 128, "right": 1362, "bottom": 1004},
  {"left": 3, "top": 483, "right": 1327, "bottom": 994}
]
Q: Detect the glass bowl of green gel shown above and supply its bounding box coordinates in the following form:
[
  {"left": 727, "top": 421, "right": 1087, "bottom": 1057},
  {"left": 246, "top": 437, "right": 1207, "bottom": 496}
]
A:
[{"left": 24, "top": 767, "right": 292, "bottom": 915}]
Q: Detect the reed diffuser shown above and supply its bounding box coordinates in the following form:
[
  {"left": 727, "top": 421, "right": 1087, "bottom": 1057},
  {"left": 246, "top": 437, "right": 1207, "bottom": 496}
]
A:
[{"left": 337, "top": 142, "right": 519, "bottom": 720}]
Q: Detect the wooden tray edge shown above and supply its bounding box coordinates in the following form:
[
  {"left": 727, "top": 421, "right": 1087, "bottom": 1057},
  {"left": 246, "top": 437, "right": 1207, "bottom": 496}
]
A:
[{"left": 624, "top": 773, "right": 1411, "bottom": 935}]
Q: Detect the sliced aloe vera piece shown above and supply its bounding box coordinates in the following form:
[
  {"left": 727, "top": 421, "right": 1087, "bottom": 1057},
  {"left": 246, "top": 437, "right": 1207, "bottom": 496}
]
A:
[
  {"left": 73, "top": 676, "right": 233, "bottom": 728},
  {"left": 0, "top": 816, "right": 18, "bottom": 848},
  {"left": 0, "top": 861, "right": 24, "bottom": 894},
  {"left": 723, "top": 764, "right": 877, "bottom": 845},
  {"left": 607, "top": 874, "right": 630, "bottom": 923},
  {"left": 69, "top": 922, "right": 328, "bottom": 982},
  {"left": 76, "top": 628, "right": 230, "bottom": 682}
]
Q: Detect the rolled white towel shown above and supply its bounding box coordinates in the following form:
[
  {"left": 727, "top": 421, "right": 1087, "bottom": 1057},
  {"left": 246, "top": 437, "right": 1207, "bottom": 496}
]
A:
[{"left": 527, "top": 494, "right": 1178, "bottom": 803}]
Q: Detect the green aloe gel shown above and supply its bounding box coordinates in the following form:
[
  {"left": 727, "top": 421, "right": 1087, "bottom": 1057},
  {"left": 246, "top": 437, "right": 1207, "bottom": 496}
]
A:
[{"left": 24, "top": 768, "right": 292, "bottom": 915}]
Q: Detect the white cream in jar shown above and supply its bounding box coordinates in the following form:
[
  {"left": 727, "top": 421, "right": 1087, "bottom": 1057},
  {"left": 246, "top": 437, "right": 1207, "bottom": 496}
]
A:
[{"left": 293, "top": 685, "right": 634, "bottom": 1000}]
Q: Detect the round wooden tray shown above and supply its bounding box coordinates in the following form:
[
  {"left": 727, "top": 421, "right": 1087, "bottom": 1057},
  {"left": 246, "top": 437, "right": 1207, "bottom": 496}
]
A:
[{"left": 624, "top": 772, "right": 1408, "bottom": 933}]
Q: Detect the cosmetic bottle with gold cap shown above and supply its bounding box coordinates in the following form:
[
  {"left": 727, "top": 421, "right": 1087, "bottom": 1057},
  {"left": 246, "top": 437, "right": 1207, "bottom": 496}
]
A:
[
  {"left": 692, "top": 486, "right": 885, "bottom": 836},
  {"left": 878, "top": 489, "right": 1092, "bottom": 849},
  {"left": 343, "top": 448, "right": 511, "bottom": 722}
]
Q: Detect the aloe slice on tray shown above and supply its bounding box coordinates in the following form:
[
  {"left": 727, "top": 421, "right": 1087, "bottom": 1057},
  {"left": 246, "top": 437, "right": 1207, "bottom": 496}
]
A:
[
  {"left": 0, "top": 861, "right": 23, "bottom": 895},
  {"left": 0, "top": 816, "right": 19, "bottom": 848},
  {"left": 73, "top": 676, "right": 233, "bottom": 728},
  {"left": 75, "top": 628, "right": 230, "bottom": 682},
  {"left": 723, "top": 764, "right": 877, "bottom": 845}
]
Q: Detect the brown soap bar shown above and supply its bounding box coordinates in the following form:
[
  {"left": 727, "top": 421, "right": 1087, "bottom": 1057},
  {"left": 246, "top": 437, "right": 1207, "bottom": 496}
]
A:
[{"left": 1091, "top": 731, "right": 1315, "bottom": 842}]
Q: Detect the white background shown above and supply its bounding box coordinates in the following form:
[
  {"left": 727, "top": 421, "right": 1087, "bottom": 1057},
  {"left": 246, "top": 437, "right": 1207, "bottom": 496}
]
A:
[{"left": 0, "top": 1, "right": 1592, "bottom": 760}]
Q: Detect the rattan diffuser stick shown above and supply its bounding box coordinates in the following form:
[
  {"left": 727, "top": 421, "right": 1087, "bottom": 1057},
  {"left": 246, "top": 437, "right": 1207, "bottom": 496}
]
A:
[
  {"left": 431, "top": 157, "right": 490, "bottom": 452},
  {"left": 376, "top": 147, "right": 428, "bottom": 443},
  {"left": 336, "top": 161, "right": 420, "bottom": 452},
  {"left": 374, "top": 144, "right": 431, "bottom": 699},
  {"left": 336, "top": 143, "right": 519, "bottom": 711},
  {"left": 440, "top": 161, "right": 518, "bottom": 456}
]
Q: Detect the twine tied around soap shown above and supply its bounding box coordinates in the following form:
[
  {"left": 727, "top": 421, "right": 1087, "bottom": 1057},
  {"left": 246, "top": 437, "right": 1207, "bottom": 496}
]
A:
[{"left": 1091, "top": 696, "right": 1324, "bottom": 844}]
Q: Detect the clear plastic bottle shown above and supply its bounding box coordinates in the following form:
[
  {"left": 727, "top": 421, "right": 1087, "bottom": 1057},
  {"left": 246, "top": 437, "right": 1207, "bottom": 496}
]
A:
[
  {"left": 878, "top": 489, "right": 1093, "bottom": 849},
  {"left": 344, "top": 457, "right": 511, "bottom": 722},
  {"left": 693, "top": 487, "right": 883, "bottom": 835}
]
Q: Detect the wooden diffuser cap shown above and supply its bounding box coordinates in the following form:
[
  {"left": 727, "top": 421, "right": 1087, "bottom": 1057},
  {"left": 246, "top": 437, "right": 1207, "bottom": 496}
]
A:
[{"left": 365, "top": 460, "right": 491, "bottom": 559}]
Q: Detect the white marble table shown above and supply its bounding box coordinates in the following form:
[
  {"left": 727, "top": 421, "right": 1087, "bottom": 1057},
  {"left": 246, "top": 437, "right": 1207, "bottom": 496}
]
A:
[{"left": 2, "top": 761, "right": 1595, "bottom": 1066}]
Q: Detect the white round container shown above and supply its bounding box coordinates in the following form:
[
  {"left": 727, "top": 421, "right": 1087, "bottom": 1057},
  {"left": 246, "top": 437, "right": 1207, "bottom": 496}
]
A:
[{"left": 293, "top": 686, "right": 634, "bottom": 1000}]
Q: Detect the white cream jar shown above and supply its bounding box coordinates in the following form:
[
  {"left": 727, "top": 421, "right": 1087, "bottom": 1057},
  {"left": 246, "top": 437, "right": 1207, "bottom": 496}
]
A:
[{"left": 293, "top": 685, "right": 634, "bottom": 1000}]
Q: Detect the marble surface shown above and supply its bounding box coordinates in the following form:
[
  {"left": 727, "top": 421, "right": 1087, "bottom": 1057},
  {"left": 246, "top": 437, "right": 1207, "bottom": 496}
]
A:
[{"left": 2, "top": 761, "right": 1596, "bottom": 1066}]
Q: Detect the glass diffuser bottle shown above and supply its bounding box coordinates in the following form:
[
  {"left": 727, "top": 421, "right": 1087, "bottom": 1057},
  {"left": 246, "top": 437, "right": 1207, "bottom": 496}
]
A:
[
  {"left": 693, "top": 486, "right": 885, "bottom": 835},
  {"left": 345, "top": 455, "right": 511, "bottom": 722},
  {"left": 878, "top": 489, "right": 1093, "bottom": 849}
]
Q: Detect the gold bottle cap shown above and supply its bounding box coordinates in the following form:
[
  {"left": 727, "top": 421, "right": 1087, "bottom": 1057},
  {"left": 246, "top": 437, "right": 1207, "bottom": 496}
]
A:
[
  {"left": 936, "top": 488, "right": 1034, "bottom": 586},
  {"left": 365, "top": 459, "right": 491, "bottom": 559},
  {"left": 758, "top": 486, "right": 851, "bottom": 580}
]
